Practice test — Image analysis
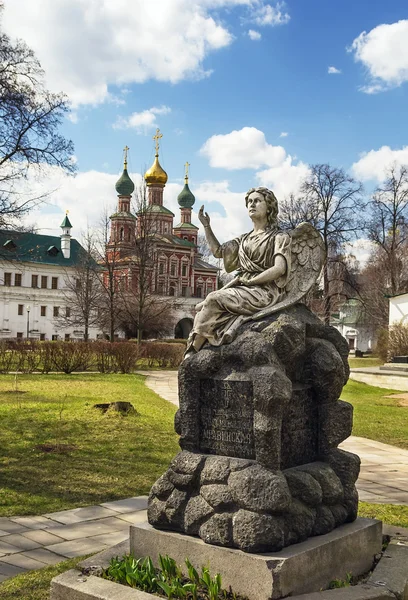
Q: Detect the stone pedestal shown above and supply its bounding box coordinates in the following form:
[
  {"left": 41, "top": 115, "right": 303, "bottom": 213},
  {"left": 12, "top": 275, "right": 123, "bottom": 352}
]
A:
[
  {"left": 130, "top": 519, "right": 383, "bottom": 600},
  {"left": 149, "top": 306, "right": 361, "bottom": 552}
]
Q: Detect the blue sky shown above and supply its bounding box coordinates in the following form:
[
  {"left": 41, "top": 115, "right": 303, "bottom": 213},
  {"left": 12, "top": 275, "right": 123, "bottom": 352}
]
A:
[{"left": 2, "top": 0, "right": 408, "bottom": 253}]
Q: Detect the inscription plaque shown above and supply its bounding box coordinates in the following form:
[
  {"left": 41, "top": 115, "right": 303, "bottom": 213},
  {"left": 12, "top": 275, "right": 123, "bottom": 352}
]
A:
[{"left": 199, "top": 379, "right": 255, "bottom": 459}]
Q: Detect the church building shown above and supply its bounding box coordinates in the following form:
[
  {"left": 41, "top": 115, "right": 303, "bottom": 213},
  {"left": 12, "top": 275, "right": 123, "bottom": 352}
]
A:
[{"left": 107, "top": 131, "right": 218, "bottom": 339}]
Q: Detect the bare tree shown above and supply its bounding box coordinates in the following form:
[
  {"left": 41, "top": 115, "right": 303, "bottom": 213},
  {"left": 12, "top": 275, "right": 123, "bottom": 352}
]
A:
[
  {"left": 60, "top": 230, "right": 103, "bottom": 341},
  {"left": 95, "top": 208, "right": 125, "bottom": 342},
  {"left": 279, "top": 164, "right": 364, "bottom": 323},
  {"left": 0, "top": 10, "right": 75, "bottom": 227},
  {"left": 367, "top": 164, "right": 408, "bottom": 297}
]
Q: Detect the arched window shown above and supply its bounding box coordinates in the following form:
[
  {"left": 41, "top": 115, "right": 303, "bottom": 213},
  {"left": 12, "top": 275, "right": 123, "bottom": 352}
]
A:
[
  {"left": 120, "top": 227, "right": 124, "bottom": 241},
  {"left": 169, "top": 284, "right": 176, "bottom": 296}
]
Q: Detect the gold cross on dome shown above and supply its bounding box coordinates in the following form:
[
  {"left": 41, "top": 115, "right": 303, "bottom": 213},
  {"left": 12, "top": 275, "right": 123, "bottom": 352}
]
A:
[
  {"left": 153, "top": 128, "right": 163, "bottom": 154},
  {"left": 184, "top": 161, "right": 190, "bottom": 180},
  {"left": 123, "top": 145, "right": 129, "bottom": 168}
]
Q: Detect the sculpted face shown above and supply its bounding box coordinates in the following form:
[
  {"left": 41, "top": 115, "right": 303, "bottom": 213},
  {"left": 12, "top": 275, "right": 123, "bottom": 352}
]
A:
[{"left": 247, "top": 191, "right": 268, "bottom": 221}]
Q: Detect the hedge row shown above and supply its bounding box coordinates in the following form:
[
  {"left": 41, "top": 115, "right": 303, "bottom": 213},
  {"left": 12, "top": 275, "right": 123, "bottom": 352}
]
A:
[{"left": 0, "top": 341, "right": 185, "bottom": 374}]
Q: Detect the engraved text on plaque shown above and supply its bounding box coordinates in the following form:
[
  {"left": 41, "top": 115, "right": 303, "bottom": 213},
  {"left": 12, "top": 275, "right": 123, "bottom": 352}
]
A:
[{"left": 199, "top": 379, "right": 255, "bottom": 459}]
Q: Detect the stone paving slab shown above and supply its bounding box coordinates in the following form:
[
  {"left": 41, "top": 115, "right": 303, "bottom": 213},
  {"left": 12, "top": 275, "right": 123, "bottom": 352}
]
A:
[
  {"left": 22, "top": 548, "right": 68, "bottom": 566},
  {"left": 116, "top": 510, "right": 148, "bottom": 524},
  {"left": 0, "top": 561, "right": 27, "bottom": 577},
  {"left": 44, "top": 505, "right": 120, "bottom": 525},
  {"left": 45, "top": 537, "right": 109, "bottom": 559},
  {"left": 0, "top": 533, "right": 41, "bottom": 551},
  {"left": 0, "top": 518, "right": 29, "bottom": 534},
  {"left": 21, "top": 529, "right": 66, "bottom": 546},
  {"left": 44, "top": 516, "right": 129, "bottom": 541},
  {"left": 0, "top": 552, "right": 47, "bottom": 571},
  {"left": 10, "top": 515, "right": 61, "bottom": 530},
  {"left": 100, "top": 496, "right": 148, "bottom": 514}
]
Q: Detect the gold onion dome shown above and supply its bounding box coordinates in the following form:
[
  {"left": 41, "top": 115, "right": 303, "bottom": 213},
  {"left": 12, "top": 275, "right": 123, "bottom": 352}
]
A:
[{"left": 144, "top": 154, "right": 168, "bottom": 186}]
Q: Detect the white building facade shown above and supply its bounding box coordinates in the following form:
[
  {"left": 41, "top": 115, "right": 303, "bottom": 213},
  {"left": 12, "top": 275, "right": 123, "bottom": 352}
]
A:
[
  {"left": 389, "top": 292, "right": 408, "bottom": 326},
  {"left": 0, "top": 218, "right": 101, "bottom": 341}
]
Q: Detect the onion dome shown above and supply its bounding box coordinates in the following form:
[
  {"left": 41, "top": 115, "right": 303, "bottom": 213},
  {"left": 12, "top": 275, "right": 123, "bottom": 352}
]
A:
[
  {"left": 115, "top": 166, "right": 135, "bottom": 196},
  {"left": 178, "top": 179, "right": 195, "bottom": 208},
  {"left": 144, "top": 154, "right": 168, "bottom": 186}
]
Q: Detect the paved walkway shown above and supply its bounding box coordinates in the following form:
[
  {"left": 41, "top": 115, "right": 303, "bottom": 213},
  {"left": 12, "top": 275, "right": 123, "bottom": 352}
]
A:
[
  {"left": 350, "top": 366, "right": 408, "bottom": 391},
  {"left": 0, "top": 370, "right": 407, "bottom": 583},
  {"left": 0, "top": 497, "right": 148, "bottom": 582}
]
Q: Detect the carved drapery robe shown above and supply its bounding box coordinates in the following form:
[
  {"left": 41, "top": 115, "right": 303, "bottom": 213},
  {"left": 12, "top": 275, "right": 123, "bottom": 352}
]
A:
[{"left": 191, "top": 229, "right": 292, "bottom": 346}]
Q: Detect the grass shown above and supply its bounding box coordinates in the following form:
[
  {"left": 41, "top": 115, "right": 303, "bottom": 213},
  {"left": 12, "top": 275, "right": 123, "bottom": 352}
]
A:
[
  {"left": 0, "top": 373, "right": 178, "bottom": 517},
  {"left": 342, "top": 379, "right": 408, "bottom": 449},
  {"left": 348, "top": 357, "right": 383, "bottom": 369},
  {"left": 0, "top": 556, "right": 85, "bottom": 600},
  {"left": 358, "top": 502, "right": 408, "bottom": 528}
]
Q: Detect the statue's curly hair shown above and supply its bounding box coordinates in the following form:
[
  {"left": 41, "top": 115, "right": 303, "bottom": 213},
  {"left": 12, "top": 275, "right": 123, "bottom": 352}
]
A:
[{"left": 245, "top": 187, "right": 279, "bottom": 228}]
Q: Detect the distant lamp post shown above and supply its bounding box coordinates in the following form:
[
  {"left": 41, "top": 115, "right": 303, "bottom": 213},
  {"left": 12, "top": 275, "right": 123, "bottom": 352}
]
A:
[{"left": 26, "top": 305, "right": 30, "bottom": 339}]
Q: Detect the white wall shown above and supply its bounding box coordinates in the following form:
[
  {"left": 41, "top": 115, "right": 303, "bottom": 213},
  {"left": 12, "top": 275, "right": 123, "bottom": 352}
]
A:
[
  {"left": 389, "top": 293, "right": 408, "bottom": 326},
  {"left": 0, "top": 261, "right": 101, "bottom": 340}
]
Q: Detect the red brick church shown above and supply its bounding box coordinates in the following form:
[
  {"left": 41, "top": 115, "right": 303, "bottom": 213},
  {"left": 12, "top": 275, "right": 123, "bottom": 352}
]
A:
[{"left": 106, "top": 131, "right": 218, "bottom": 339}]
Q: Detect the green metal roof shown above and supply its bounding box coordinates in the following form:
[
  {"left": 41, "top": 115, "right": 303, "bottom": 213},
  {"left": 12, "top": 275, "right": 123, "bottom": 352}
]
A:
[
  {"left": 110, "top": 211, "right": 136, "bottom": 220},
  {"left": 115, "top": 168, "right": 135, "bottom": 196},
  {"left": 173, "top": 222, "right": 198, "bottom": 230},
  {"left": 0, "top": 230, "right": 93, "bottom": 267},
  {"left": 177, "top": 183, "right": 195, "bottom": 208},
  {"left": 60, "top": 214, "right": 72, "bottom": 228},
  {"left": 138, "top": 205, "right": 175, "bottom": 217}
]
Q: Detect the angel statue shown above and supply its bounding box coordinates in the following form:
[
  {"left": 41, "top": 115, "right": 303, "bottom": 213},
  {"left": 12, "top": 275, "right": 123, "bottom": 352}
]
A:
[{"left": 185, "top": 187, "right": 325, "bottom": 358}]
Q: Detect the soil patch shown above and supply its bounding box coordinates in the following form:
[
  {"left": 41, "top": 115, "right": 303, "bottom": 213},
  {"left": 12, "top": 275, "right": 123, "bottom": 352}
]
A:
[{"left": 35, "top": 443, "right": 77, "bottom": 454}]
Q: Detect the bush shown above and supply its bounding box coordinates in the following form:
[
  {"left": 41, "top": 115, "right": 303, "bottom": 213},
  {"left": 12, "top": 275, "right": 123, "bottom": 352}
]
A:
[
  {"left": 375, "top": 328, "right": 389, "bottom": 363},
  {"left": 47, "top": 342, "right": 93, "bottom": 374},
  {"left": 140, "top": 342, "right": 184, "bottom": 368},
  {"left": 110, "top": 342, "right": 140, "bottom": 374},
  {"left": 386, "top": 322, "right": 408, "bottom": 362}
]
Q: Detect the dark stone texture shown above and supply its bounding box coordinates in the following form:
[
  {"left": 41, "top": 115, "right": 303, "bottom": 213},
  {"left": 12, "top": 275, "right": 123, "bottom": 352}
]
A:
[
  {"left": 232, "top": 510, "right": 285, "bottom": 552},
  {"left": 148, "top": 304, "right": 359, "bottom": 553},
  {"left": 319, "top": 400, "right": 353, "bottom": 453},
  {"left": 313, "top": 505, "right": 336, "bottom": 536},
  {"left": 149, "top": 474, "right": 174, "bottom": 501},
  {"left": 229, "top": 465, "right": 291, "bottom": 513},
  {"left": 323, "top": 448, "right": 361, "bottom": 488},
  {"left": 305, "top": 338, "right": 345, "bottom": 404},
  {"left": 183, "top": 495, "right": 214, "bottom": 535},
  {"left": 300, "top": 462, "right": 344, "bottom": 505},
  {"left": 201, "top": 484, "right": 234, "bottom": 509},
  {"left": 284, "top": 469, "right": 323, "bottom": 507},
  {"left": 284, "top": 499, "right": 316, "bottom": 543},
  {"left": 164, "top": 489, "right": 187, "bottom": 528},
  {"left": 199, "top": 513, "right": 233, "bottom": 547},
  {"left": 330, "top": 503, "right": 349, "bottom": 526},
  {"left": 200, "top": 455, "right": 231, "bottom": 484}
]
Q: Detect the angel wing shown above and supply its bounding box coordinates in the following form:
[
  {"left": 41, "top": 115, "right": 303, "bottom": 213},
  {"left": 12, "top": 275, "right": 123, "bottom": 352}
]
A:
[{"left": 245, "top": 222, "right": 325, "bottom": 322}]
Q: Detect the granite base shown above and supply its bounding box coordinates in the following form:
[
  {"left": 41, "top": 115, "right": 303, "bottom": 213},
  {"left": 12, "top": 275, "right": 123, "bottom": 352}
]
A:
[{"left": 130, "top": 519, "right": 382, "bottom": 600}]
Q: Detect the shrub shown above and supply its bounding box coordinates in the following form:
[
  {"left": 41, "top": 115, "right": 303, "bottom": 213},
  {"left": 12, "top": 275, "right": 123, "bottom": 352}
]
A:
[
  {"left": 110, "top": 342, "right": 140, "bottom": 374},
  {"left": 386, "top": 322, "right": 408, "bottom": 362},
  {"left": 140, "top": 342, "right": 184, "bottom": 368},
  {"left": 0, "top": 341, "right": 16, "bottom": 373},
  {"left": 93, "top": 341, "right": 116, "bottom": 373},
  {"left": 375, "top": 328, "right": 389, "bottom": 363},
  {"left": 48, "top": 342, "right": 92, "bottom": 374}
]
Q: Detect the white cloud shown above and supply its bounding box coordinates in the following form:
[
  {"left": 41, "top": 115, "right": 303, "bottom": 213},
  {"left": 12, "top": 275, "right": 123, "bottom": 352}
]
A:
[
  {"left": 279, "top": 131, "right": 288, "bottom": 137},
  {"left": 248, "top": 29, "right": 262, "bottom": 41},
  {"left": 200, "top": 126, "right": 310, "bottom": 198},
  {"left": 345, "top": 239, "right": 375, "bottom": 266},
  {"left": 328, "top": 66, "right": 341, "bottom": 74},
  {"left": 257, "top": 157, "right": 310, "bottom": 199},
  {"left": 2, "top": 0, "right": 287, "bottom": 107},
  {"left": 113, "top": 105, "right": 171, "bottom": 133},
  {"left": 200, "top": 127, "right": 286, "bottom": 170},
  {"left": 349, "top": 20, "right": 408, "bottom": 93},
  {"left": 351, "top": 145, "right": 408, "bottom": 182},
  {"left": 67, "top": 112, "right": 79, "bottom": 124},
  {"left": 252, "top": 2, "right": 290, "bottom": 26}
]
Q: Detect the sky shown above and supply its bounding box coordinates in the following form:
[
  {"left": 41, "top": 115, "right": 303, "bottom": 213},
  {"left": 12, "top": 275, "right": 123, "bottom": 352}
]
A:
[{"left": 2, "top": 0, "right": 408, "bottom": 258}]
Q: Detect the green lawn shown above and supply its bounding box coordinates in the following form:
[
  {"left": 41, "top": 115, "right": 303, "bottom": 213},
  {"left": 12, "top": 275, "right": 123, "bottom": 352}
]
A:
[
  {"left": 342, "top": 379, "right": 408, "bottom": 449},
  {"left": 348, "top": 357, "right": 383, "bottom": 369},
  {"left": 0, "top": 373, "right": 178, "bottom": 517}
]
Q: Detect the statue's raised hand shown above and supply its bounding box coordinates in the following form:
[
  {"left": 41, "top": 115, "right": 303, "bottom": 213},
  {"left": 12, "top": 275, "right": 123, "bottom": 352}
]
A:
[{"left": 198, "top": 205, "right": 210, "bottom": 227}]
